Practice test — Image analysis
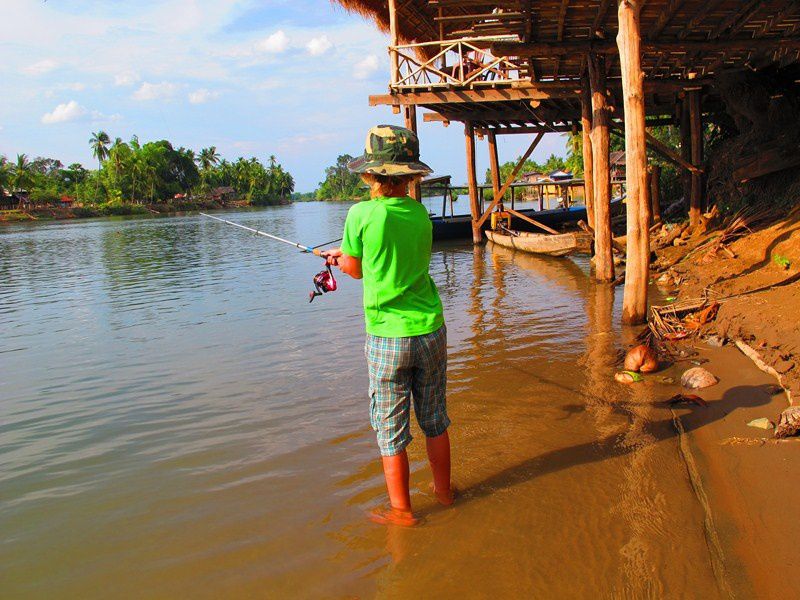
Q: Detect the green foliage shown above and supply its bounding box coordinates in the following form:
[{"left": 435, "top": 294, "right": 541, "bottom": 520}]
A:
[
  {"left": 1, "top": 133, "right": 296, "bottom": 209},
  {"left": 315, "top": 154, "right": 367, "bottom": 201}
]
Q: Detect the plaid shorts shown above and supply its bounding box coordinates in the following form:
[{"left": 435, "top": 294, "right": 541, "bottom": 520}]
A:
[{"left": 365, "top": 325, "right": 449, "bottom": 456}]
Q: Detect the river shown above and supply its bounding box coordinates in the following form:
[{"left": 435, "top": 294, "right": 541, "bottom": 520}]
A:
[{"left": 1, "top": 202, "right": 727, "bottom": 598}]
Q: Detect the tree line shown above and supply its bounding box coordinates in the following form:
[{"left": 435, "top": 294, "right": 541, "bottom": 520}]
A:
[{"left": 0, "top": 130, "right": 295, "bottom": 209}]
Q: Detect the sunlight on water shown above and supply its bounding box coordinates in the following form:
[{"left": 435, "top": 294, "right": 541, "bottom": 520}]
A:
[{"left": 1, "top": 203, "right": 724, "bottom": 599}]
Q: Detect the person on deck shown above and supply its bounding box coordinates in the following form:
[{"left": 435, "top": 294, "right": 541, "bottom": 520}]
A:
[{"left": 324, "top": 125, "right": 454, "bottom": 526}]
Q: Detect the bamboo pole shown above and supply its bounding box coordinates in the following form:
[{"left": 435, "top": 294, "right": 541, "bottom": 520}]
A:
[
  {"left": 465, "top": 121, "right": 482, "bottom": 244},
  {"left": 403, "top": 104, "right": 422, "bottom": 201},
  {"left": 588, "top": 53, "right": 614, "bottom": 282},
  {"left": 618, "top": 0, "right": 650, "bottom": 326},
  {"left": 688, "top": 89, "right": 703, "bottom": 227},
  {"left": 650, "top": 164, "right": 662, "bottom": 223},
  {"left": 580, "top": 71, "right": 595, "bottom": 230},
  {"left": 388, "top": 0, "right": 399, "bottom": 86}
]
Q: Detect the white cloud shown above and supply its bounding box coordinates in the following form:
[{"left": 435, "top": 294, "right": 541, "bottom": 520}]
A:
[
  {"left": 41, "top": 100, "right": 88, "bottom": 124},
  {"left": 306, "top": 35, "right": 333, "bottom": 56},
  {"left": 114, "top": 72, "right": 139, "bottom": 86},
  {"left": 24, "top": 59, "right": 58, "bottom": 75},
  {"left": 353, "top": 55, "right": 379, "bottom": 80},
  {"left": 90, "top": 110, "right": 122, "bottom": 123},
  {"left": 256, "top": 30, "right": 289, "bottom": 54},
  {"left": 188, "top": 88, "right": 219, "bottom": 104},
  {"left": 133, "top": 81, "right": 179, "bottom": 101}
]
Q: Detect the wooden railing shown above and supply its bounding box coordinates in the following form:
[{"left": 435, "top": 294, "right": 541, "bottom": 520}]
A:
[{"left": 389, "top": 37, "right": 524, "bottom": 90}]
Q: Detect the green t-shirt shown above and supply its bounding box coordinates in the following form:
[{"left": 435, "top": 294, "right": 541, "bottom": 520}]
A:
[{"left": 340, "top": 196, "right": 444, "bottom": 338}]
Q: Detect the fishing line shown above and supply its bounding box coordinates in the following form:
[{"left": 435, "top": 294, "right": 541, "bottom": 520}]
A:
[{"left": 200, "top": 212, "right": 339, "bottom": 302}]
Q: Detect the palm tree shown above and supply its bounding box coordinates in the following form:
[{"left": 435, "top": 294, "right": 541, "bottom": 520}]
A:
[
  {"left": 11, "top": 154, "right": 33, "bottom": 209},
  {"left": 0, "top": 157, "right": 11, "bottom": 198},
  {"left": 89, "top": 131, "right": 110, "bottom": 200}
]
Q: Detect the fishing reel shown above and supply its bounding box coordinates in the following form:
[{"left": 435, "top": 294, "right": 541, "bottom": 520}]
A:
[{"left": 309, "top": 264, "right": 338, "bottom": 303}]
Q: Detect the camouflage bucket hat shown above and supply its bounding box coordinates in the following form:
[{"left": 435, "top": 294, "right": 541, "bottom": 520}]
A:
[{"left": 347, "top": 125, "right": 433, "bottom": 176}]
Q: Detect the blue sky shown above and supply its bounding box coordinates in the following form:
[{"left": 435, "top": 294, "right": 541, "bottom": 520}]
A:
[{"left": 0, "top": 0, "right": 569, "bottom": 192}]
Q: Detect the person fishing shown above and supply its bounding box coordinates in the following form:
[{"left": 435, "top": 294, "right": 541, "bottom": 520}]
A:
[{"left": 324, "top": 125, "right": 454, "bottom": 526}]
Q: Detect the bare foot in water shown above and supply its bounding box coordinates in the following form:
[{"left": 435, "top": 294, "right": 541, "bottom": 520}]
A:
[
  {"left": 367, "top": 506, "right": 419, "bottom": 527},
  {"left": 429, "top": 483, "right": 457, "bottom": 506}
]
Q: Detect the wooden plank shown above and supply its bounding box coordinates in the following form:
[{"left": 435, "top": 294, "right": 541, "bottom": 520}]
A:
[
  {"left": 677, "top": 0, "right": 726, "bottom": 39},
  {"left": 388, "top": 0, "right": 399, "bottom": 86},
  {"left": 465, "top": 122, "right": 482, "bottom": 244},
  {"left": 506, "top": 208, "right": 560, "bottom": 235},
  {"left": 476, "top": 132, "right": 544, "bottom": 228},
  {"left": 588, "top": 52, "right": 614, "bottom": 282},
  {"left": 618, "top": 0, "right": 650, "bottom": 326},
  {"left": 710, "top": 0, "right": 760, "bottom": 38},
  {"left": 369, "top": 86, "right": 578, "bottom": 107}
]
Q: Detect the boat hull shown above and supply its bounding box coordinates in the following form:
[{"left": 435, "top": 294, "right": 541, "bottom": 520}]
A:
[
  {"left": 431, "top": 205, "right": 587, "bottom": 241},
  {"left": 485, "top": 229, "right": 593, "bottom": 257}
]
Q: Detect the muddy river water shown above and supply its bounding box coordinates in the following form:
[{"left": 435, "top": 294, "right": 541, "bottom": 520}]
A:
[{"left": 2, "top": 202, "right": 732, "bottom": 598}]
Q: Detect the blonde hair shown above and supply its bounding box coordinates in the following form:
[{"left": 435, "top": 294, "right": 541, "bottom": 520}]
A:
[{"left": 361, "top": 173, "right": 420, "bottom": 198}]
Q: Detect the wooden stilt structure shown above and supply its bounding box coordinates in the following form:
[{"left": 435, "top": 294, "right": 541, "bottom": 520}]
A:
[
  {"left": 680, "top": 98, "right": 692, "bottom": 211},
  {"left": 588, "top": 53, "right": 614, "bottom": 282},
  {"left": 464, "top": 121, "right": 482, "bottom": 244},
  {"left": 487, "top": 130, "right": 501, "bottom": 204},
  {"left": 580, "top": 72, "right": 595, "bottom": 231},
  {"left": 650, "top": 164, "right": 662, "bottom": 223},
  {"left": 618, "top": 0, "right": 650, "bottom": 326},
  {"left": 688, "top": 88, "right": 704, "bottom": 227},
  {"left": 403, "top": 104, "right": 422, "bottom": 201}
]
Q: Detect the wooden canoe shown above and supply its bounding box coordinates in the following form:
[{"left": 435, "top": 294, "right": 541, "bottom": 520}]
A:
[{"left": 485, "top": 229, "right": 593, "bottom": 257}]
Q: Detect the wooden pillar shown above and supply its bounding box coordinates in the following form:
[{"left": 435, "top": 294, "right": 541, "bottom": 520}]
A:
[
  {"left": 580, "top": 72, "right": 595, "bottom": 230},
  {"left": 403, "top": 104, "right": 422, "bottom": 201},
  {"left": 487, "top": 130, "right": 501, "bottom": 206},
  {"left": 618, "top": 0, "right": 649, "bottom": 326},
  {"left": 650, "top": 164, "right": 662, "bottom": 223},
  {"left": 688, "top": 89, "right": 703, "bottom": 227},
  {"left": 388, "top": 0, "right": 399, "bottom": 86},
  {"left": 588, "top": 53, "right": 614, "bottom": 282},
  {"left": 680, "top": 98, "right": 692, "bottom": 209},
  {"left": 465, "top": 121, "right": 482, "bottom": 244}
]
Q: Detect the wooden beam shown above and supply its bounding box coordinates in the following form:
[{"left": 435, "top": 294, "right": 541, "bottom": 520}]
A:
[
  {"left": 473, "top": 125, "right": 575, "bottom": 135},
  {"left": 369, "top": 85, "right": 579, "bottom": 107},
  {"left": 710, "top": 0, "right": 760, "bottom": 39},
  {"left": 465, "top": 122, "right": 482, "bottom": 244},
  {"left": 677, "top": 0, "right": 725, "bottom": 40},
  {"left": 680, "top": 98, "right": 692, "bottom": 203},
  {"left": 650, "top": 164, "right": 662, "bottom": 223},
  {"left": 388, "top": 0, "right": 399, "bottom": 86},
  {"left": 588, "top": 52, "right": 614, "bottom": 282},
  {"left": 506, "top": 208, "right": 560, "bottom": 235},
  {"left": 580, "top": 70, "right": 595, "bottom": 230},
  {"left": 688, "top": 89, "right": 703, "bottom": 227},
  {"left": 403, "top": 104, "right": 421, "bottom": 201},
  {"left": 476, "top": 132, "right": 544, "bottom": 228},
  {"left": 618, "top": 0, "right": 650, "bottom": 326},
  {"left": 609, "top": 121, "right": 702, "bottom": 174},
  {"left": 649, "top": 0, "right": 685, "bottom": 40},
  {"left": 492, "top": 37, "right": 800, "bottom": 57},
  {"left": 592, "top": 0, "right": 614, "bottom": 36},
  {"left": 487, "top": 130, "right": 501, "bottom": 203}
]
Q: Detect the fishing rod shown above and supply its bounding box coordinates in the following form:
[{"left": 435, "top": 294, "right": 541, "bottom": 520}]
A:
[{"left": 199, "top": 212, "right": 339, "bottom": 302}]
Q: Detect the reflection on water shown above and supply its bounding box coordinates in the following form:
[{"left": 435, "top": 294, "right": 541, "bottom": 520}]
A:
[{"left": 1, "top": 204, "right": 725, "bottom": 598}]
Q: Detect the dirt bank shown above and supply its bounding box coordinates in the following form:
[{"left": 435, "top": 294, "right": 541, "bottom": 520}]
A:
[{"left": 650, "top": 206, "right": 800, "bottom": 401}]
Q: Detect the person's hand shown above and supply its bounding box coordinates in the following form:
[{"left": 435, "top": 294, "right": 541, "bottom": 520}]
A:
[{"left": 322, "top": 247, "right": 343, "bottom": 266}]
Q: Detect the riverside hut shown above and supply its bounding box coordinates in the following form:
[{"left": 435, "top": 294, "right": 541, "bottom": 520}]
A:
[{"left": 335, "top": 0, "right": 800, "bottom": 325}]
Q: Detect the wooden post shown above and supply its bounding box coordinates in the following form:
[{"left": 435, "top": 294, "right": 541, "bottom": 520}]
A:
[
  {"left": 487, "top": 130, "right": 501, "bottom": 207},
  {"left": 388, "top": 0, "right": 399, "bottom": 86},
  {"left": 680, "top": 98, "right": 692, "bottom": 209},
  {"left": 403, "top": 104, "right": 422, "bottom": 201},
  {"left": 580, "top": 71, "right": 595, "bottom": 230},
  {"left": 618, "top": 0, "right": 649, "bottom": 325},
  {"left": 688, "top": 88, "right": 703, "bottom": 227},
  {"left": 650, "top": 164, "right": 662, "bottom": 223},
  {"left": 588, "top": 53, "right": 614, "bottom": 282},
  {"left": 465, "top": 121, "right": 482, "bottom": 244}
]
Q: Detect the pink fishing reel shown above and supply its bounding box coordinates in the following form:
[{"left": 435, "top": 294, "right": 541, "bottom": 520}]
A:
[{"left": 309, "top": 264, "right": 338, "bottom": 303}]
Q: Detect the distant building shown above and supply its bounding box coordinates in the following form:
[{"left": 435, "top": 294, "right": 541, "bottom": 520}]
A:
[
  {"left": 210, "top": 186, "right": 236, "bottom": 203},
  {"left": 548, "top": 170, "right": 573, "bottom": 181},
  {"left": 521, "top": 171, "right": 546, "bottom": 184},
  {"left": 610, "top": 150, "right": 626, "bottom": 182},
  {"left": 58, "top": 195, "right": 76, "bottom": 208}
]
